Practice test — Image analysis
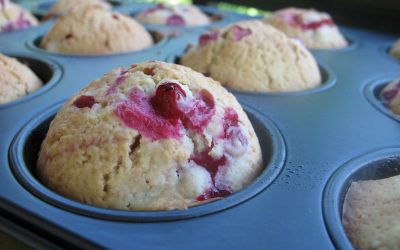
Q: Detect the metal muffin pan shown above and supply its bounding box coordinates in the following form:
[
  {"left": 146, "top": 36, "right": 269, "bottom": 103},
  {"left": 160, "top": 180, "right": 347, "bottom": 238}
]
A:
[{"left": 1, "top": 1, "right": 400, "bottom": 249}]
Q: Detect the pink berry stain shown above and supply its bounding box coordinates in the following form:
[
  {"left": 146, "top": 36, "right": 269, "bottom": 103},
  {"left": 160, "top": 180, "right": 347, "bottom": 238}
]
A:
[
  {"left": 300, "top": 18, "right": 334, "bottom": 30},
  {"left": 1, "top": 12, "right": 32, "bottom": 32},
  {"left": 115, "top": 81, "right": 248, "bottom": 201},
  {"left": 382, "top": 89, "right": 398, "bottom": 101},
  {"left": 106, "top": 70, "right": 128, "bottom": 96},
  {"left": 283, "top": 13, "right": 334, "bottom": 30},
  {"left": 194, "top": 108, "right": 248, "bottom": 201},
  {"left": 197, "top": 187, "right": 232, "bottom": 201},
  {"left": 142, "top": 3, "right": 165, "bottom": 16},
  {"left": 382, "top": 81, "right": 400, "bottom": 102},
  {"left": 115, "top": 87, "right": 183, "bottom": 140},
  {"left": 231, "top": 25, "right": 251, "bottom": 41},
  {"left": 115, "top": 82, "right": 216, "bottom": 140},
  {"left": 166, "top": 14, "right": 185, "bottom": 26},
  {"left": 199, "top": 30, "right": 219, "bottom": 46},
  {"left": 73, "top": 95, "right": 96, "bottom": 109}
]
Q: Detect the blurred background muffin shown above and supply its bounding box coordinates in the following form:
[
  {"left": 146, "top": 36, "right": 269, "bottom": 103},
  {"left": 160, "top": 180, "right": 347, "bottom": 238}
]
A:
[
  {"left": 0, "top": 0, "right": 38, "bottom": 32},
  {"left": 381, "top": 79, "right": 400, "bottom": 116},
  {"left": 40, "top": 6, "right": 153, "bottom": 55},
  {"left": 264, "top": 7, "right": 348, "bottom": 49},
  {"left": 0, "top": 53, "right": 42, "bottom": 104},
  {"left": 136, "top": 3, "right": 211, "bottom": 26},
  {"left": 342, "top": 174, "right": 400, "bottom": 249},
  {"left": 45, "top": 0, "right": 111, "bottom": 18},
  {"left": 389, "top": 39, "right": 400, "bottom": 59},
  {"left": 181, "top": 20, "right": 321, "bottom": 92}
]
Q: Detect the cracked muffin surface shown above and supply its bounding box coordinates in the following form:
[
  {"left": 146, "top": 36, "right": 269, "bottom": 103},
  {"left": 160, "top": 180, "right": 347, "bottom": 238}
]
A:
[
  {"left": 180, "top": 20, "right": 321, "bottom": 92},
  {"left": 342, "top": 175, "right": 400, "bottom": 250},
  {"left": 40, "top": 6, "right": 153, "bottom": 55},
  {"left": 0, "top": 53, "right": 42, "bottom": 104},
  {"left": 264, "top": 7, "right": 348, "bottom": 49},
  {"left": 37, "top": 61, "right": 262, "bottom": 210},
  {"left": 136, "top": 3, "right": 210, "bottom": 26},
  {"left": 0, "top": 0, "right": 39, "bottom": 32}
]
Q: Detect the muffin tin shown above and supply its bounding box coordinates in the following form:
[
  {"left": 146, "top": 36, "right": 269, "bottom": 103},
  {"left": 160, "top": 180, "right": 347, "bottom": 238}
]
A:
[{"left": 1, "top": 1, "right": 400, "bottom": 249}]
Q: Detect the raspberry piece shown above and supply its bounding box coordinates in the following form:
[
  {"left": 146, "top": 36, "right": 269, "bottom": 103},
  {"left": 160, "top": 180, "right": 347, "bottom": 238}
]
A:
[
  {"left": 199, "top": 30, "right": 219, "bottom": 46},
  {"left": 73, "top": 95, "right": 96, "bottom": 109},
  {"left": 151, "top": 82, "right": 186, "bottom": 120},
  {"left": 166, "top": 14, "right": 185, "bottom": 26},
  {"left": 231, "top": 25, "right": 251, "bottom": 41},
  {"left": 116, "top": 88, "right": 183, "bottom": 140}
]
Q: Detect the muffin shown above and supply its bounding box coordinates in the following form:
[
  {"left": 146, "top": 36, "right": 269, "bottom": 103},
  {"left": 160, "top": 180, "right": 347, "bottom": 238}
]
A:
[
  {"left": 180, "top": 20, "right": 321, "bottom": 92},
  {"left": 264, "top": 7, "right": 348, "bottom": 49},
  {"left": 342, "top": 175, "right": 400, "bottom": 249},
  {"left": 381, "top": 79, "right": 400, "bottom": 116},
  {"left": 46, "top": 0, "right": 111, "bottom": 17},
  {"left": 40, "top": 6, "right": 153, "bottom": 55},
  {"left": 0, "top": 0, "right": 39, "bottom": 32},
  {"left": 389, "top": 39, "right": 400, "bottom": 59},
  {"left": 37, "top": 61, "right": 263, "bottom": 211},
  {"left": 136, "top": 3, "right": 211, "bottom": 26},
  {"left": 0, "top": 53, "right": 43, "bottom": 104}
]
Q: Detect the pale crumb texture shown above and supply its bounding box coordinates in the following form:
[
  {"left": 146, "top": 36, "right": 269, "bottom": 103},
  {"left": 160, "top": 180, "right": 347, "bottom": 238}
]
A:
[
  {"left": 180, "top": 20, "right": 321, "bottom": 92},
  {"left": 37, "top": 61, "right": 263, "bottom": 211},
  {"left": 390, "top": 39, "right": 400, "bottom": 59},
  {"left": 265, "top": 7, "right": 348, "bottom": 49},
  {"left": 0, "top": 53, "right": 42, "bottom": 104},
  {"left": 40, "top": 6, "right": 153, "bottom": 55},
  {"left": 0, "top": 1, "right": 39, "bottom": 32},
  {"left": 46, "top": 0, "right": 111, "bottom": 17},
  {"left": 381, "top": 79, "right": 400, "bottom": 116},
  {"left": 136, "top": 4, "right": 210, "bottom": 26},
  {"left": 342, "top": 175, "right": 400, "bottom": 250}
]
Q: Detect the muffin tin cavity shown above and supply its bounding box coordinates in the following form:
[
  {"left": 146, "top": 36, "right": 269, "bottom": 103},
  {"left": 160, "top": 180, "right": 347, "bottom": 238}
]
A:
[
  {"left": 26, "top": 30, "right": 167, "bottom": 57},
  {"left": 0, "top": 55, "right": 62, "bottom": 109},
  {"left": 323, "top": 148, "right": 400, "bottom": 249},
  {"left": 9, "top": 102, "right": 285, "bottom": 222},
  {"left": 168, "top": 54, "right": 336, "bottom": 95},
  {"left": 365, "top": 77, "right": 400, "bottom": 122}
]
